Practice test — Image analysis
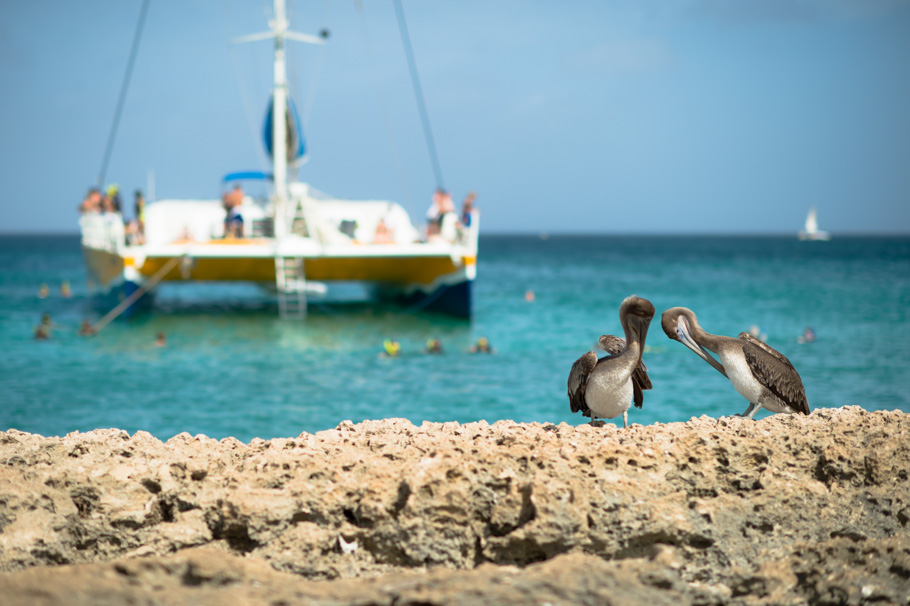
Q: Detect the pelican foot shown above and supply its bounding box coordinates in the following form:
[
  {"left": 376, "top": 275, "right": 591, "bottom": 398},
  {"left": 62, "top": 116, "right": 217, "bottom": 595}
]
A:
[
  {"left": 744, "top": 404, "right": 763, "bottom": 421},
  {"left": 740, "top": 403, "right": 757, "bottom": 419}
]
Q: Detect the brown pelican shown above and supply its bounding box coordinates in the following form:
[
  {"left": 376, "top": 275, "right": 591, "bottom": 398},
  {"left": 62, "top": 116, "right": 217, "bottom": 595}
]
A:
[
  {"left": 661, "top": 307, "right": 810, "bottom": 419},
  {"left": 568, "top": 296, "right": 654, "bottom": 427}
]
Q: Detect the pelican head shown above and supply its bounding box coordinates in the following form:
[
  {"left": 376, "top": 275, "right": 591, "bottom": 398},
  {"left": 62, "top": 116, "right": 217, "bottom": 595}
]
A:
[
  {"left": 620, "top": 295, "right": 655, "bottom": 346},
  {"left": 661, "top": 307, "right": 728, "bottom": 376}
]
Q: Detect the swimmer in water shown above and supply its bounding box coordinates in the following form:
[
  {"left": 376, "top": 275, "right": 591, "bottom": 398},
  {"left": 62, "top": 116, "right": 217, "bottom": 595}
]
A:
[
  {"left": 78, "top": 320, "right": 96, "bottom": 337},
  {"left": 155, "top": 332, "right": 166, "bottom": 347},
  {"left": 798, "top": 327, "right": 816, "bottom": 344},
  {"left": 34, "top": 313, "right": 54, "bottom": 340},
  {"left": 380, "top": 339, "right": 401, "bottom": 358},
  {"left": 424, "top": 338, "right": 444, "bottom": 354},
  {"left": 470, "top": 337, "right": 494, "bottom": 354}
]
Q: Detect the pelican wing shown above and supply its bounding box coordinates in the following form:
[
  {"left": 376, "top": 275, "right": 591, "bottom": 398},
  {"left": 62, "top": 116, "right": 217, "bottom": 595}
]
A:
[
  {"left": 597, "top": 335, "right": 625, "bottom": 355},
  {"left": 742, "top": 342, "right": 810, "bottom": 415},
  {"left": 738, "top": 332, "right": 795, "bottom": 368},
  {"left": 599, "top": 334, "right": 651, "bottom": 408},
  {"left": 632, "top": 359, "right": 652, "bottom": 409},
  {"left": 568, "top": 351, "right": 598, "bottom": 414}
]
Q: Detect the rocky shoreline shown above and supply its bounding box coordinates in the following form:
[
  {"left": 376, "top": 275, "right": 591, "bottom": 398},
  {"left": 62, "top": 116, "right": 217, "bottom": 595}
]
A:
[{"left": 1, "top": 406, "right": 908, "bottom": 604}]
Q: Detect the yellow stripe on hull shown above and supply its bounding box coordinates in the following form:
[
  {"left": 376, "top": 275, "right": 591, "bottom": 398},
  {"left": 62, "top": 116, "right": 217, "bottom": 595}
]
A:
[{"left": 138, "top": 255, "right": 461, "bottom": 285}]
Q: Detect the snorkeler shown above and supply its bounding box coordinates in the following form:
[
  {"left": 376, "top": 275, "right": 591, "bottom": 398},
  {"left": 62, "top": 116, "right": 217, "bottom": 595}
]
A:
[
  {"left": 380, "top": 339, "right": 401, "bottom": 358},
  {"left": 78, "top": 320, "right": 96, "bottom": 337},
  {"left": 798, "top": 327, "right": 816, "bottom": 344},
  {"left": 34, "top": 313, "right": 55, "bottom": 340},
  {"left": 470, "top": 337, "right": 494, "bottom": 354}
]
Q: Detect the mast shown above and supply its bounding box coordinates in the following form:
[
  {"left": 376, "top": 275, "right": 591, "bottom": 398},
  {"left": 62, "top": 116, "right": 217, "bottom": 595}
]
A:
[
  {"left": 233, "top": 0, "right": 326, "bottom": 240},
  {"left": 272, "top": 0, "right": 290, "bottom": 239}
]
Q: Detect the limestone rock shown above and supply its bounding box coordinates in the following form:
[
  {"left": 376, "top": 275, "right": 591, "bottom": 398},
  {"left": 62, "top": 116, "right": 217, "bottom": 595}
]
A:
[{"left": 0, "top": 406, "right": 908, "bottom": 604}]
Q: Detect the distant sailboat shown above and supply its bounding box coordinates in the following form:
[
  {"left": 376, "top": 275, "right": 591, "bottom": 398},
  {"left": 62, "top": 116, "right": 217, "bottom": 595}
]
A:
[{"left": 798, "top": 207, "right": 830, "bottom": 241}]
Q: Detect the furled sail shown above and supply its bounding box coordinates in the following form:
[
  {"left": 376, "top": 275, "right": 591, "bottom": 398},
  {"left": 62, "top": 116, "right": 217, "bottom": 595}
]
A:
[{"left": 263, "top": 94, "right": 306, "bottom": 165}]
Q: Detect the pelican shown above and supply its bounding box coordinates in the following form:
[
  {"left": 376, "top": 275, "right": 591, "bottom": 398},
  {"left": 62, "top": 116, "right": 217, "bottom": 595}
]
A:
[
  {"left": 661, "top": 307, "right": 809, "bottom": 419},
  {"left": 568, "top": 295, "right": 654, "bottom": 427}
]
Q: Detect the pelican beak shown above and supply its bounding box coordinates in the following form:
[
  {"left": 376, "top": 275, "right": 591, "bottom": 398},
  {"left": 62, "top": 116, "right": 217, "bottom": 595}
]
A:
[
  {"left": 676, "top": 316, "right": 728, "bottom": 377},
  {"left": 637, "top": 319, "right": 650, "bottom": 354}
]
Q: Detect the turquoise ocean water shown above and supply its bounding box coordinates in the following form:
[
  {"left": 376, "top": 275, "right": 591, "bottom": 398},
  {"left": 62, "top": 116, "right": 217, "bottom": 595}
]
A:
[{"left": 1, "top": 234, "right": 908, "bottom": 442}]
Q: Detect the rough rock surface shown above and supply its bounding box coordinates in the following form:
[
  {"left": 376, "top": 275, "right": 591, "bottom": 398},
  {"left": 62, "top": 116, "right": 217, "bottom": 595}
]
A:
[{"left": 1, "top": 406, "right": 908, "bottom": 605}]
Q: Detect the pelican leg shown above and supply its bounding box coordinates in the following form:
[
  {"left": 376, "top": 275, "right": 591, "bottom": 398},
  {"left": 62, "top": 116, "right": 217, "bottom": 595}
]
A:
[
  {"left": 622, "top": 411, "right": 628, "bottom": 428},
  {"left": 744, "top": 403, "right": 762, "bottom": 421},
  {"left": 738, "top": 403, "right": 756, "bottom": 418}
]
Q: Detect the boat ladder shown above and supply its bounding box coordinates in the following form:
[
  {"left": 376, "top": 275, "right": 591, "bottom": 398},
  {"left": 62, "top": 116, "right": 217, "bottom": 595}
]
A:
[
  {"left": 290, "top": 199, "right": 310, "bottom": 237},
  {"left": 275, "top": 256, "right": 307, "bottom": 319}
]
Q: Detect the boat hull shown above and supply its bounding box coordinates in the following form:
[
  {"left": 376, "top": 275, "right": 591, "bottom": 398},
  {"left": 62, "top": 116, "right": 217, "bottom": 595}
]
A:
[
  {"left": 83, "top": 246, "right": 153, "bottom": 316},
  {"left": 133, "top": 253, "right": 470, "bottom": 285},
  {"left": 82, "top": 243, "right": 475, "bottom": 317},
  {"left": 387, "top": 279, "right": 472, "bottom": 318}
]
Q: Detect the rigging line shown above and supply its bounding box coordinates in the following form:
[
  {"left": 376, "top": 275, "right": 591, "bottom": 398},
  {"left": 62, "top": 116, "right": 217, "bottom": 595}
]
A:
[
  {"left": 353, "top": 0, "right": 413, "bottom": 211},
  {"left": 90, "top": 255, "right": 185, "bottom": 333},
  {"left": 392, "top": 0, "right": 445, "bottom": 191},
  {"left": 222, "top": 0, "right": 271, "bottom": 175},
  {"left": 97, "top": 0, "right": 151, "bottom": 188},
  {"left": 286, "top": 0, "right": 328, "bottom": 173},
  {"left": 298, "top": 0, "right": 329, "bottom": 129}
]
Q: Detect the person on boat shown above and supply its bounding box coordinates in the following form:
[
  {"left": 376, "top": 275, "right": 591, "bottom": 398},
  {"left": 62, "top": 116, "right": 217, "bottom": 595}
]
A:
[
  {"left": 134, "top": 190, "right": 146, "bottom": 243},
  {"left": 222, "top": 184, "right": 245, "bottom": 238},
  {"left": 79, "top": 188, "right": 103, "bottom": 213},
  {"left": 460, "top": 191, "right": 478, "bottom": 229},
  {"left": 373, "top": 217, "right": 394, "bottom": 244},
  {"left": 426, "top": 189, "right": 457, "bottom": 242},
  {"left": 103, "top": 184, "right": 121, "bottom": 213},
  {"left": 470, "top": 336, "right": 494, "bottom": 354},
  {"left": 425, "top": 190, "right": 443, "bottom": 237},
  {"left": 125, "top": 219, "right": 141, "bottom": 245},
  {"left": 424, "top": 338, "right": 444, "bottom": 354}
]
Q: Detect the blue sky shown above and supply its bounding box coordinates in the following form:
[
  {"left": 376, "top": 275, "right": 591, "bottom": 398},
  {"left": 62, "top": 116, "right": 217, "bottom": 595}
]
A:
[{"left": 1, "top": 0, "right": 908, "bottom": 234}]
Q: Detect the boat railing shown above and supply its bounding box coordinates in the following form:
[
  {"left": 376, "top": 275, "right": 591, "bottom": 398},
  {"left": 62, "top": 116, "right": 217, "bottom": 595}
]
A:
[{"left": 79, "top": 212, "right": 125, "bottom": 254}]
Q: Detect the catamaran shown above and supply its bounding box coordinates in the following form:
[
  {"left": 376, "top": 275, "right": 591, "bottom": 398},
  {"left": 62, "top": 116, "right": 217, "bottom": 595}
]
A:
[
  {"left": 797, "top": 206, "right": 830, "bottom": 241},
  {"left": 79, "top": 0, "right": 477, "bottom": 321}
]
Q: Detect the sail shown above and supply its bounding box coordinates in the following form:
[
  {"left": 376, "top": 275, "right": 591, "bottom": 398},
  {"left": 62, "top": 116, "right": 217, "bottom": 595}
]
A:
[
  {"left": 805, "top": 207, "right": 818, "bottom": 234},
  {"left": 263, "top": 94, "right": 306, "bottom": 165}
]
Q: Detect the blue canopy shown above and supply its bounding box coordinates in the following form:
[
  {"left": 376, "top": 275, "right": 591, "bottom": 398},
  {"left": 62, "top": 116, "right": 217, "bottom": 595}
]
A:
[{"left": 222, "top": 171, "right": 273, "bottom": 182}]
